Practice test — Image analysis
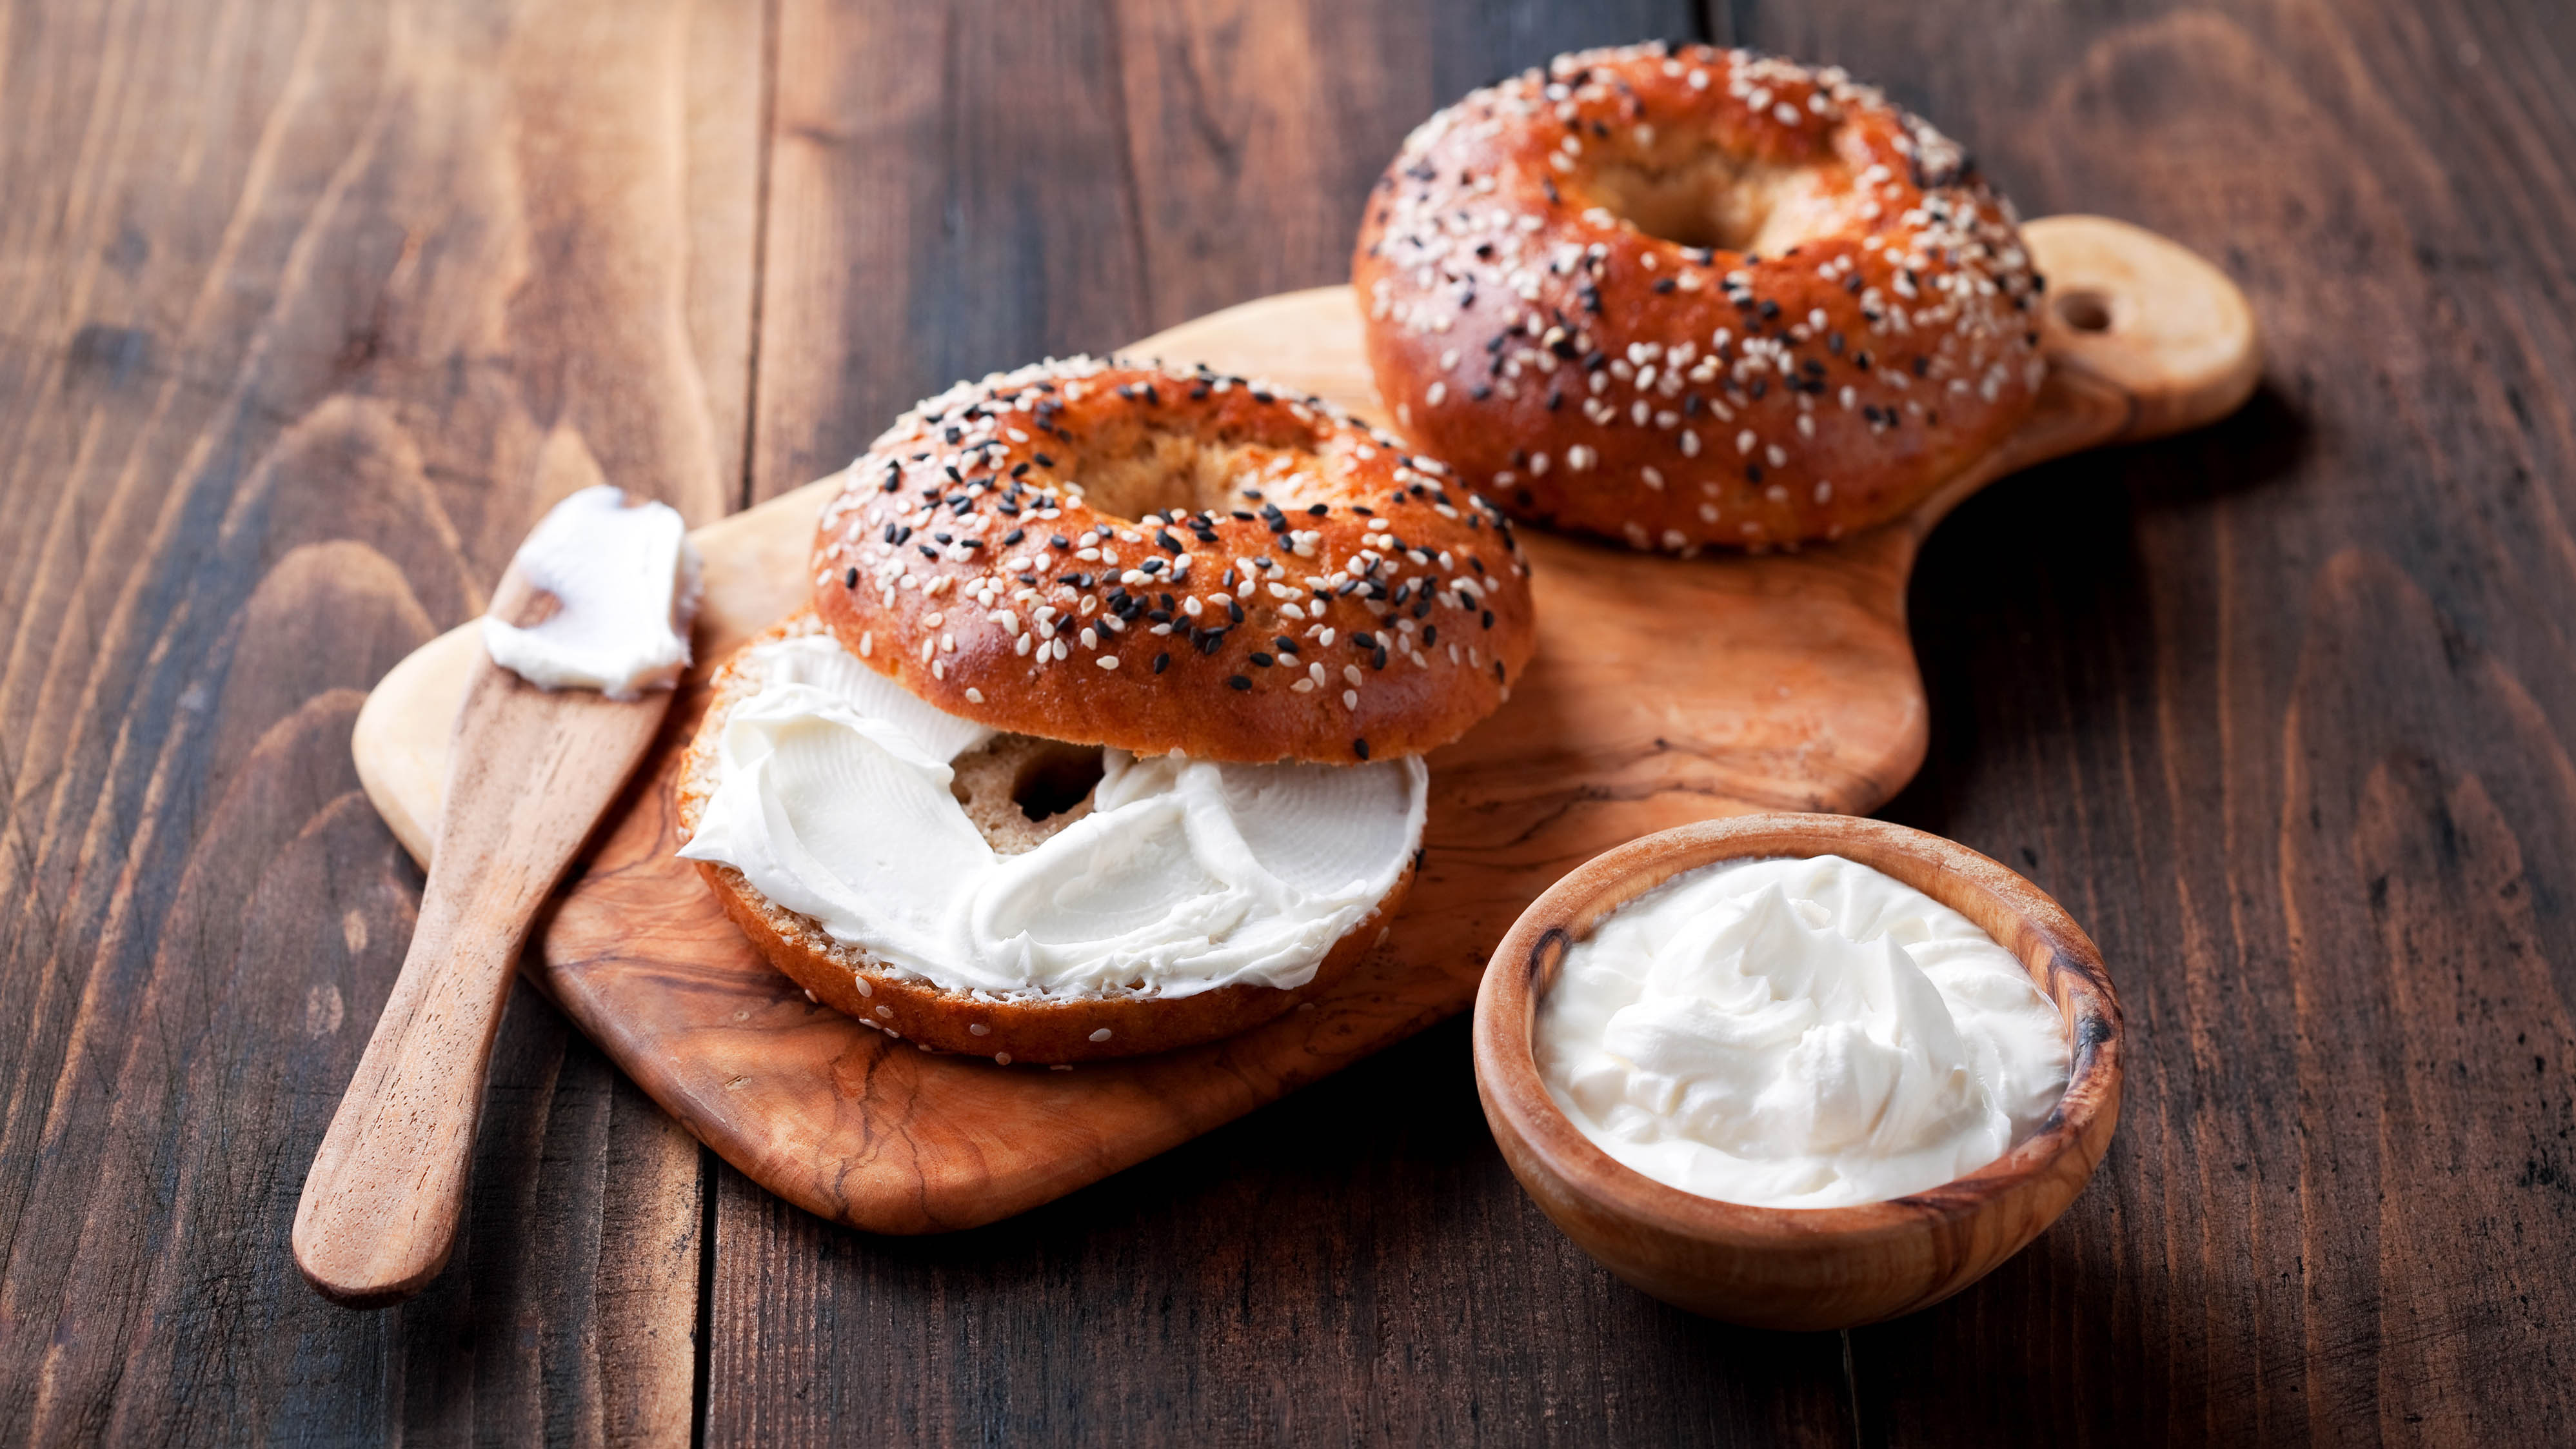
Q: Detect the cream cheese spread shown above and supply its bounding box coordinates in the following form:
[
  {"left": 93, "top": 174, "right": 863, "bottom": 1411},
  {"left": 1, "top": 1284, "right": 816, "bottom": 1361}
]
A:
[
  {"left": 676, "top": 632, "right": 1427, "bottom": 1000},
  {"left": 482, "top": 485, "right": 702, "bottom": 698},
  {"left": 1536, "top": 854, "right": 2070, "bottom": 1208}
]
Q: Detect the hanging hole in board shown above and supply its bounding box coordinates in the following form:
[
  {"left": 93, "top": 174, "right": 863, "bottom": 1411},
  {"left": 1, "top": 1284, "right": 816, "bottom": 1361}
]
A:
[{"left": 2055, "top": 290, "right": 2114, "bottom": 333}]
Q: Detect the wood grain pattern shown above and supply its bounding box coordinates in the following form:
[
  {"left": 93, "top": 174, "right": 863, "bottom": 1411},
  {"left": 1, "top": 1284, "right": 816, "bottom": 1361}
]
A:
[
  {"left": 350, "top": 213, "right": 2246, "bottom": 1248},
  {"left": 8, "top": 0, "right": 2576, "bottom": 1441},
  {"left": 0, "top": 0, "right": 753, "bottom": 1439}
]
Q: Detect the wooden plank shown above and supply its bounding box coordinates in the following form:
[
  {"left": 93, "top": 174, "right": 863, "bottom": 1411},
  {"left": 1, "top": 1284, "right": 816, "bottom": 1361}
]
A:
[
  {"left": 710, "top": 0, "right": 1871, "bottom": 1441},
  {"left": 1703, "top": 0, "right": 2576, "bottom": 1440},
  {"left": 0, "top": 0, "right": 759, "bottom": 1440}
]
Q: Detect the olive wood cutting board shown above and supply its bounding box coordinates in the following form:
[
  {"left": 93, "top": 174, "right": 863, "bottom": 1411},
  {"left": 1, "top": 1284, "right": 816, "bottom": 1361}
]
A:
[{"left": 350, "top": 214, "right": 2255, "bottom": 1233}]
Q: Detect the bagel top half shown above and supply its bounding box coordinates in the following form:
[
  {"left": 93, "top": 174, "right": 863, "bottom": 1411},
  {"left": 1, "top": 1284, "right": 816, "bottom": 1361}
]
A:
[
  {"left": 812, "top": 357, "right": 1538, "bottom": 764},
  {"left": 1354, "top": 43, "right": 2047, "bottom": 551}
]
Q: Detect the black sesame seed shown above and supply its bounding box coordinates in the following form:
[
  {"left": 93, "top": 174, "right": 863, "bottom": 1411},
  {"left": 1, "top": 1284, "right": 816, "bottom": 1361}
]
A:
[
  {"left": 1249, "top": 652, "right": 1274, "bottom": 667},
  {"left": 1228, "top": 675, "right": 1253, "bottom": 691},
  {"left": 1050, "top": 535, "right": 1070, "bottom": 549},
  {"left": 1352, "top": 738, "right": 1370, "bottom": 760},
  {"left": 843, "top": 567, "right": 858, "bottom": 588},
  {"left": 1002, "top": 527, "right": 1025, "bottom": 546}
]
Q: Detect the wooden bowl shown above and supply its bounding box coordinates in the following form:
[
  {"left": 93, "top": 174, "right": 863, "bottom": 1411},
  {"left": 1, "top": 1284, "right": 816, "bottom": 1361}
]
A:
[{"left": 1471, "top": 813, "right": 2123, "bottom": 1331}]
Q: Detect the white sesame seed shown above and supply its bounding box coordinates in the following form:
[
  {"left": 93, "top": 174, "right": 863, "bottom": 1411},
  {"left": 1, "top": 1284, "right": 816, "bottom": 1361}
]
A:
[
  {"left": 1096, "top": 655, "right": 1119, "bottom": 669},
  {"left": 1089, "top": 1028, "right": 1113, "bottom": 1042},
  {"left": 965, "top": 687, "right": 985, "bottom": 704}
]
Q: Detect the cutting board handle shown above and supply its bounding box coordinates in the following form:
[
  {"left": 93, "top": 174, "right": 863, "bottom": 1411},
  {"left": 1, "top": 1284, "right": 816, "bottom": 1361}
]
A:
[{"left": 2021, "top": 213, "right": 2263, "bottom": 446}]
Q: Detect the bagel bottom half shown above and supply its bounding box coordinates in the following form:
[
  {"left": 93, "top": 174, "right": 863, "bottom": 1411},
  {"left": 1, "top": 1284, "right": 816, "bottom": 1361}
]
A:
[{"left": 675, "top": 616, "right": 1417, "bottom": 1065}]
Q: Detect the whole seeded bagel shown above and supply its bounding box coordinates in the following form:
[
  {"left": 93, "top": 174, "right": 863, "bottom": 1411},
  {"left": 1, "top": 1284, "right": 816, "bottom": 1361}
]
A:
[
  {"left": 675, "top": 615, "right": 1415, "bottom": 1065},
  {"left": 812, "top": 358, "right": 1538, "bottom": 765},
  {"left": 1354, "top": 44, "right": 2048, "bottom": 551}
]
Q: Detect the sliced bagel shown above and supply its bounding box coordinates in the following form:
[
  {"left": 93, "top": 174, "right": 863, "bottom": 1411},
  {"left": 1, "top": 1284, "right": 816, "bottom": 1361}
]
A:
[{"left": 675, "top": 615, "right": 1418, "bottom": 1065}]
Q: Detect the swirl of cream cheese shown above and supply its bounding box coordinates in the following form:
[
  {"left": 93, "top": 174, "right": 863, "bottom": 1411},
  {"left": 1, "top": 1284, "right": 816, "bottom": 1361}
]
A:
[
  {"left": 677, "top": 633, "right": 1427, "bottom": 1000},
  {"left": 1535, "top": 854, "right": 2070, "bottom": 1208}
]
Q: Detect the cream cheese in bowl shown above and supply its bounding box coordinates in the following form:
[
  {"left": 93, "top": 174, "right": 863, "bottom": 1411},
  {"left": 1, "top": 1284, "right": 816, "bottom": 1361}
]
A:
[{"left": 1534, "top": 853, "right": 2072, "bottom": 1208}]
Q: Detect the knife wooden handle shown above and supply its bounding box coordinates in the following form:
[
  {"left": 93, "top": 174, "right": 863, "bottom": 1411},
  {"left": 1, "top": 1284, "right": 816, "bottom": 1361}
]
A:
[{"left": 293, "top": 569, "right": 673, "bottom": 1306}]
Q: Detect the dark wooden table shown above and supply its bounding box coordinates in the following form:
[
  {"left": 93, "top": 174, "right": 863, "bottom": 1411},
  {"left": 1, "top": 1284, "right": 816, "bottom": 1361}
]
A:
[{"left": 6, "top": 0, "right": 2571, "bottom": 1442}]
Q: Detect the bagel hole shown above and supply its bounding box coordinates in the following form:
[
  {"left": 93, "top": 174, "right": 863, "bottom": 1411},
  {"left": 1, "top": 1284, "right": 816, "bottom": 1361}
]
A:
[
  {"left": 947, "top": 735, "right": 1105, "bottom": 853},
  {"left": 1581, "top": 154, "right": 1856, "bottom": 255},
  {"left": 1013, "top": 744, "right": 1106, "bottom": 822},
  {"left": 1060, "top": 415, "right": 1329, "bottom": 522},
  {"left": 2055, "top": 290, "right": 2114, "bottom": 333}
]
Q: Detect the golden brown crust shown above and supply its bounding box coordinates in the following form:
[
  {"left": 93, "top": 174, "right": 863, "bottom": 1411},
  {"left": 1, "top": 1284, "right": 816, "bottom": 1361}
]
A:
[
  {"left": 810, "top": 359, "right": 1537, "bottom": 764},
  {"left": 1354, "top": 44, "right": 2046, "bottom": 551},
  {"left": 674, "top": 616, "right": 1417, "bottom": 1065}
]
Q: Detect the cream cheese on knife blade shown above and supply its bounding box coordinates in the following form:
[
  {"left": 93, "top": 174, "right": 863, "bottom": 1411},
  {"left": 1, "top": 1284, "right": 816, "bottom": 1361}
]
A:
[{"left": 482, "top": 485, "right": 702, "bottom": 698}]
